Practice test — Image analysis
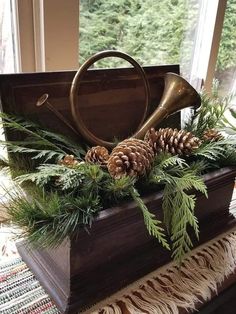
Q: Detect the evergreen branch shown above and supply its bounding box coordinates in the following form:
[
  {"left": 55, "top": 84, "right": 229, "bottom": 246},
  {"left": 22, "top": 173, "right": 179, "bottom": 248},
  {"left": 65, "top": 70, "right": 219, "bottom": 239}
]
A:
[
  {"left": 187, "top": 160, "right": 209, "bottom": 175},
  {"left": 162, "top": 184, "right": 174, "bottom": 233},
  {"left": 1, "top": 143, "right": 65, "bottom": 162},
  {"left": 148, "top": 159, "right": 207, "bottom": 263},
  {"left": 15, "top": 164, "right": 85, "bottom": 190},
  {"left": 32, "top": 150, "right": 65, "bottom": 162},
  {"left": 218, "top": 146, "right": 236, "bottom": 167},
  {"left": 104, "top": 176, "right": 135, "bottom": 201},
  {"left": 80, "top": 164, "right": 106, "bottom": 194},
  {"left": 193, "top": 139, "right": 236, "bottom": 162},
  {"left": 15, "top": 163, "right": 107, "bottom": 196},
  {"left": 130, "top": 187, "right": 170, "bottom": 250},
  {"left": 175, "top": 172, "right": 208, "bottom": 197},
  {"left": 0, "top": 113, "right": 66, "bottom": 154},
  {"left": 154, "top": 153, "right": 188, "bottom": 169},
  {"left": 150, "top": 154, "right": 189, "bottom": 185},
  {"left": 4, "top": 190, "right": 102, "bottom": 247},
  {"left": 184, "top": 82, "right": 235, "bottom": 138},
  {"left": 170, "top": 192, "right": 199, "bottom": 263},
  {"left": 219, "top": 108, "right": 236, "bottom": 136},
  {"left": 0, "top": 113, "right": 85, "bottom": 162},
  {"left": 39, "top": 130, "right": 86, "bottom": 157}
]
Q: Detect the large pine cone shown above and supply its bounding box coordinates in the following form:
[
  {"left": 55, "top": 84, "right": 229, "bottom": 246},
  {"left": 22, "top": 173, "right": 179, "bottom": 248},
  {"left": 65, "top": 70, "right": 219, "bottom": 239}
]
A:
[
  {"left": 85, "top": 146, "right": 110, "bottom": 167},
  {"left": 203, "top": 128, "right": 222, "bottom": 142},
  {"left": 145, "top": 127, "right": 201, "bottom": 156},
  {"left": 107, "top": 138, "right": 154, "bottom": 179}
]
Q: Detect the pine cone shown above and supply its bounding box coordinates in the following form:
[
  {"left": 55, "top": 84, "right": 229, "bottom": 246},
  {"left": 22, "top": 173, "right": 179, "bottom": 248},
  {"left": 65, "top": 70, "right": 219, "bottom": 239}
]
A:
[
  {"left": 85, "top": 146, "right": 110, "bottom": 167},
  {"left": 107, "top": 138, "right": 154, "bottom": 179},
  {"left": 203, "top": 128, "right": 222, "bottom": 142},
  {"left": 145, "top": 127, "right": 201, "bottom": 156},
  {"left": 58, "top": 155, "right": 79, "bottom": 167}
]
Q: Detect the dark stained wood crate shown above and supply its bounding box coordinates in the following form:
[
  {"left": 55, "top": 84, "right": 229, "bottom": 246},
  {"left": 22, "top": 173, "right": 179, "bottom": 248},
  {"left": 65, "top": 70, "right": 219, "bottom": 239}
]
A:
[{"left": 17, "top": 167, "right": 236, "bottom": 313}]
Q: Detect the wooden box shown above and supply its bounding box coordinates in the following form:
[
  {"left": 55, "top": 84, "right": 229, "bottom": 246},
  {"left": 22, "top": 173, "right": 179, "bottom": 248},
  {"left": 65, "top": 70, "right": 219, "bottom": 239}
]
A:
[
  {"left": 1, "top": 66, "right": 236, "bottom": 313},
  {"left": 17, "top": 167, "right": 236, "bottom": 313}
]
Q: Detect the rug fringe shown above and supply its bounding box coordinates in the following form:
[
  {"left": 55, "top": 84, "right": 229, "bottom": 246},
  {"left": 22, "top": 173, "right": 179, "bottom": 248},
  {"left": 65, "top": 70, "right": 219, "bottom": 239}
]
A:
[{"left": 82, "top": 226, "right": 236, "bottom": 314}]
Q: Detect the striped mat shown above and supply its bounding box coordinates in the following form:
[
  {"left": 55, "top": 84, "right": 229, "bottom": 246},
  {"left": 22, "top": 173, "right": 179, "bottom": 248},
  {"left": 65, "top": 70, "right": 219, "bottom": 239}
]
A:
[{"left": 0, "top": 257, "right": 59, "bottom": 314}]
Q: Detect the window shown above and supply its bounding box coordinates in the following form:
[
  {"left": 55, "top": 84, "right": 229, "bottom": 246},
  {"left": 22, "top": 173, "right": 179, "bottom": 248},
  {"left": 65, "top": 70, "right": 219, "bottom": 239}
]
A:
[
  {"left": 0, "top": 0, "right": 235, "bottom": 97},
  {"left": 0, "top": 0, "right": 19, "bottom": 158},
  {"left": 79, "top": 0, "right": 200, "bottom": 70},
  {"left": 214, "top": 0, "right": 236, "bottom": 100},
  {"left": 0, "top": 0, "right": 18, "bottom": 74}
]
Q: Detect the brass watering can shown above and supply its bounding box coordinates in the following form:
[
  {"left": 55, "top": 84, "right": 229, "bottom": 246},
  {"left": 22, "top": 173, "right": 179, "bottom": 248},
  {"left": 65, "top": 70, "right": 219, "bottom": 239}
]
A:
[{"left": 36, "top": 51, "right": 200, "bottom": 148}]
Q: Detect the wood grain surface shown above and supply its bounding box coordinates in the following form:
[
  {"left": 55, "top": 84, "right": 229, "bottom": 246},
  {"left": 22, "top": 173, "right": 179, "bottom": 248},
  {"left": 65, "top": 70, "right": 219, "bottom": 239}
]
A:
[
  {"left": 17, "top": 167, "right": 236, "bottom": 313},
  {"left": 0, "top": 65, "right": 180, "bottom": 144}
]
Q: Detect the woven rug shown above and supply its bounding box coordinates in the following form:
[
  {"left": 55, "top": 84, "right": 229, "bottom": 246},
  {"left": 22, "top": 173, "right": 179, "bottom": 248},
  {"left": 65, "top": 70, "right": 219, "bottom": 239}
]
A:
[{"left": 0, "top": 258, "right": 58, "bottom": 314}]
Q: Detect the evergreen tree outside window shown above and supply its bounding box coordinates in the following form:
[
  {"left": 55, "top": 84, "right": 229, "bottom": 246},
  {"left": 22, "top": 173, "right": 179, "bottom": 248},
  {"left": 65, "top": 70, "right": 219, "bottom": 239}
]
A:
[
  {"left": 79, "top": 0, "right": 200, "bottom": 73},
  {"left": 79, "top": 0, "right": 236, "bottom": 100}
]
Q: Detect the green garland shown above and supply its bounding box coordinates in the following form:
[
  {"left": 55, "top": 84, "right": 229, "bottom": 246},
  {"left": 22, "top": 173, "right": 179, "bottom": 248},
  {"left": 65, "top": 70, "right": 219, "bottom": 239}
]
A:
[{"left": 1, "top": 84, "right": 236, "bottom": 264}]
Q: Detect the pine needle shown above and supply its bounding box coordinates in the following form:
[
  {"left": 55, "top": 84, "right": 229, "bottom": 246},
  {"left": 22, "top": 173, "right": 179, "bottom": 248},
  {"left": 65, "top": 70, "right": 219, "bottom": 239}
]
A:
[
  {"left": 4, "top": 190, "right": 102, "bottom": 247},
  {"left": 104, "top": 176, "right": 135, "bottom": 201}
]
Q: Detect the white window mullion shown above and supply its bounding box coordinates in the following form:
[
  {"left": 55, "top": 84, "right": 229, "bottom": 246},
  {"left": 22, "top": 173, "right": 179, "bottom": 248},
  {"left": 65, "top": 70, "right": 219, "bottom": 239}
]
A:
[
  {"left": 16, "top": 0, "right": 36, "bottom": 72},
  {"left": 32, "top": 0, "right": 45, "bottom": 72},
  {"left": 204, "top": 0, "right": 227, "bottom": 93},
  {"left": 189, "top": 0, "right": 227, "bottom": 92},
  {"left": 181, "top": 0, "right": 227, "bottom": 127},
  {"left": 10, "top": 0, "right": 21, "bottom": 72}
]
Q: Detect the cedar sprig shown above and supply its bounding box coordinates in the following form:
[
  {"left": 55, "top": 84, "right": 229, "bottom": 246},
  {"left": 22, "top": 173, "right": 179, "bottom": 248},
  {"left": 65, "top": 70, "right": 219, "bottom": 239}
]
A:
[
  {"left": 0, "top": 113, "right": 85, "bottom": 162},
  {"left": 2, "top": 144, "right": 66, "bottom": 163},
  {"left": 153, "top": 152, "right": 189, "bottom": 169},
  {"left": 217, "top": 146, "right": 236, "bottom": 167},
  {"left": 187, "top": 160, "right": 209, "bottom": 175},
  {"left": 130, "top": 187, "right": 170, "bottom": 250},
  {"left": 15, "top": 163, "right": 85, "bottom": 191},
  {"left": 193, "top": 138, "right": 236, "bottom": 162},
  {"left": 148, "top": 154, "right": 207, "bottom": 263},
  {"left": 15, "top": 163, "right": 107, "bottom": 194}
]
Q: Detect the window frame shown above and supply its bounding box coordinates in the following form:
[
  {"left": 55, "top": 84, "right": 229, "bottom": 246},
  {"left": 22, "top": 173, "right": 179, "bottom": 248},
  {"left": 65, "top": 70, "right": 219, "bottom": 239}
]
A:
[
  {"left": 12, "top": 0, "right": 229, "bottom": 93},
  {"left": 15, "top": 0, "right": 79, "bottom": 72}
]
